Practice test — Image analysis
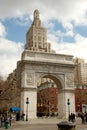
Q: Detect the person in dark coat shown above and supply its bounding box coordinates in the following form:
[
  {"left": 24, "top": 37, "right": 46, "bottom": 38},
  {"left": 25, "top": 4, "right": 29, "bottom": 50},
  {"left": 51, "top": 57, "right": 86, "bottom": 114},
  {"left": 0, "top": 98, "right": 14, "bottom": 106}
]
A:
[
  {"left": 80, "top": 113, "right": 85, "bottom": 124},
  {"left": 16, "top": 112, "right": 20, "bottom": 121},
  {"left": 85, "top": 112, "right": 87, "bottom": 122}
]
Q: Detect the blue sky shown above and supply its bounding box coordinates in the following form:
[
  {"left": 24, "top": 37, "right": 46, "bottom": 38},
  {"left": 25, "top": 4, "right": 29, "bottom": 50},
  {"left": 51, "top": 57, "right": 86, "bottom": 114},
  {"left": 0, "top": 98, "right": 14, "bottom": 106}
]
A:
[
  {"left": 3, "top": 19, "right": 27, "bottom": 43},
  {"left": 0, "top": 0, "right": 87, "bottom": 78}
]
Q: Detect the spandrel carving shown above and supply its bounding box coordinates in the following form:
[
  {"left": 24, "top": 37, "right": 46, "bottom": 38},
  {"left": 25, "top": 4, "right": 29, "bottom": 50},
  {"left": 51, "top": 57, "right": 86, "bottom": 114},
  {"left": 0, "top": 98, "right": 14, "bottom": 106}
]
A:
[
  {"left": 66, "top": 73, "right": 74, "bottom": 87},
  {"left": 26, "top": 73, "right": 34, "bottom": 85}
]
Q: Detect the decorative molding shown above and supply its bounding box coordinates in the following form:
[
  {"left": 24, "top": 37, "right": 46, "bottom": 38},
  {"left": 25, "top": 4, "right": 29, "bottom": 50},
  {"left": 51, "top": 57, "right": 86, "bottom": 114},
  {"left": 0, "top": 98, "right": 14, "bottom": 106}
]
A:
[
  {"left": 26, "top": 73, "right": 34, "bottom": 85},
  {"left": 66, "top": 73, "right": 74, "bottom": 88}
]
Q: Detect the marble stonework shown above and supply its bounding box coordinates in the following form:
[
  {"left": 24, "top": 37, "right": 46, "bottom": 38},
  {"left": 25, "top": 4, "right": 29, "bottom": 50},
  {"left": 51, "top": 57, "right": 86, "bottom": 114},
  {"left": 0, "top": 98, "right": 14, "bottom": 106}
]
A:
[{"left": 17, "top": 50, "right": 75, "bottom": 119}]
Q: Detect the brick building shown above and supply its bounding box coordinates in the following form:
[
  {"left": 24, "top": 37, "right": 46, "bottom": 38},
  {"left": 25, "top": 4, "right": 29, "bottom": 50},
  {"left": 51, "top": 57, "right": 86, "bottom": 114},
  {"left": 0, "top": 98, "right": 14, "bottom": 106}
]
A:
[
  {"left": 37, "top": 81, "right": 87, "bottom": 116},
  {"left": 37, "top": 81, "right": 58, "bottom": 116},
  {"left": 75, "top": 84, "right": 87, "bottom": 114}
]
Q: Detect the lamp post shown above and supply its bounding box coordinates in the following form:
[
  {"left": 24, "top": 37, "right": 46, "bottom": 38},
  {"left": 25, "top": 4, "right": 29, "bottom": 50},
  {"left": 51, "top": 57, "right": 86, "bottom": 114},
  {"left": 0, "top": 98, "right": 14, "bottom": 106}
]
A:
[
  {"left": 67, "top": 98, "right": 70, "bottom": 120},
  {"left": 26, "top": 97, "right": 29, "bottom": 121}
]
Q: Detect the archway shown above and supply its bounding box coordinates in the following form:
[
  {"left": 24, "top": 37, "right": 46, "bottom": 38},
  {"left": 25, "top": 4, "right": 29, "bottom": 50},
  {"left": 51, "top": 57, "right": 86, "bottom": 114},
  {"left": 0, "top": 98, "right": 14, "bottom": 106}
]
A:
[
  {"left": 17, "top": 51, "right": 75, "bottom": 119},
  {"left": 37, "top": 73, "right": 63, "bottom": 118},
  {"left": 36, "top": 72, "right": 73, "bottom": 119}
]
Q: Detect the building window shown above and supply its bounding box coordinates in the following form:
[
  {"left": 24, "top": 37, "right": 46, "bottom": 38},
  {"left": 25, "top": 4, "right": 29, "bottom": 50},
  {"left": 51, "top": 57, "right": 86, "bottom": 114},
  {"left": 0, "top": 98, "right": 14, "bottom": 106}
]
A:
[
  {"left": 38, "top": 42, "right": 42, "bottom": 48},
  {"left": 77, "top": 98, "right": 80, "bottom": 102},
  {"left": 38, "top": 36, "right": 41, "bottom": 41},
  {"left": 77, "top": 105, "right": 80, "bottom": 111},
  {"left": 35, "top": 42, "right": 37, "bottom": 47}
]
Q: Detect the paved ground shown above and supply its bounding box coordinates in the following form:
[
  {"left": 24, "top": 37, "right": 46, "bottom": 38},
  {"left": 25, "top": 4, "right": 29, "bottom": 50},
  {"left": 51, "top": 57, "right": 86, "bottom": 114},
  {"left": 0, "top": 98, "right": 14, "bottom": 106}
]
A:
[{"left": 0, "top": 117, "right": 87, "bottom": 130}]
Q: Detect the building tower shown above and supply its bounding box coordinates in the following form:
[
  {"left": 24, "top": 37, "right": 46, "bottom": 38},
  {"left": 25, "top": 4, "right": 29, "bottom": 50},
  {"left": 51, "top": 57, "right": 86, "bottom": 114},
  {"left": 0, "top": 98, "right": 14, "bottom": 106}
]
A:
[
  {"left": 74, "top": 58, "right": 87, "bottom": 84},
  {"left": 25, "top": 9, "right": 54, "bottom": 53}
]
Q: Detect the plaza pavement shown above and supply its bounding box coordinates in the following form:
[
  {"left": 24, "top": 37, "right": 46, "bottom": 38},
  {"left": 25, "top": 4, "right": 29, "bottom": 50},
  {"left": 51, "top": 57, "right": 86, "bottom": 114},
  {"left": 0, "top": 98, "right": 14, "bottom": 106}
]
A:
[{"left": 0, "top": 117, "right": 87, "bottom": 130}]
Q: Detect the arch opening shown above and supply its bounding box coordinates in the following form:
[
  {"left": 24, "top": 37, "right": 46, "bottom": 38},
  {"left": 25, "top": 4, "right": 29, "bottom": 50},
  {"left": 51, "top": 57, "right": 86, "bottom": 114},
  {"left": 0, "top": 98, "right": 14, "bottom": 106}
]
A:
[{"left": 37, "top": 73, "right": 63, "bottom": 118}]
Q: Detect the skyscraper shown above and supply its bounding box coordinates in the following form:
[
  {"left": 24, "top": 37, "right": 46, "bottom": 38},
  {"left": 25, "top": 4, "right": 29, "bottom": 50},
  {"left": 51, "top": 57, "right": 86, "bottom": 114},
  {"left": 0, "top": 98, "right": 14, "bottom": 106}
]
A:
[
  {"left": 74, "top": 58, "right": 87, "bottom": 84},
  {"left": 25, "top": 9, "right": 55, "bottom": 53}
]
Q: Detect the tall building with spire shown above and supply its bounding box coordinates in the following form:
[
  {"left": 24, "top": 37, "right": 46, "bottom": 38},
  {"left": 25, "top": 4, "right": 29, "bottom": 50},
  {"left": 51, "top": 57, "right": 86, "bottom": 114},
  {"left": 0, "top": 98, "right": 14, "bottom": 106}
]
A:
[{"left": 25, "top": 9, "right": 55, "bottom": 53}]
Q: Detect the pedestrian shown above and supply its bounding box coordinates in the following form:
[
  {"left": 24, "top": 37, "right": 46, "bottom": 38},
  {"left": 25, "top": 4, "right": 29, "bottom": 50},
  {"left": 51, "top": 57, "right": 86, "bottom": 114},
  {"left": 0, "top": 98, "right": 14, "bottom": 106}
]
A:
[
  {"left": 84, "top": 112, "right": 87, "bottom": 122},
  {"left": 23, "top": 113, "right": 25, "bottom": 121},
  {"left": 1, "top": 115, "right": 5, "bottom": 127},
  {"left": 68, "top": 114, "right": 71, "bottom": 122},
  {"left": 9, "top": 114, "right": 12, "bottom": 126},
  {"left": 72, "top": 113, "right": 75, "bottom": 122},
  {"left": 21, "top": 113, "right": 25, "bottom": 121},
  {"left": 80, "top": 113, "right": 85, "bottom": 124}
]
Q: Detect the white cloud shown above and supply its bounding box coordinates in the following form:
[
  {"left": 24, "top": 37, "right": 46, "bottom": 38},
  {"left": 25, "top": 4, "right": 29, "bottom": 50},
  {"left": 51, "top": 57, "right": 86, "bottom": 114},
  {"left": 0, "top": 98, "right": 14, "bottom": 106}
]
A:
[
  {"left": 0, "top": 0, "right": 87, "bottom": 25},
  {"left": 49, "top": 33, "right": 87, "bottom": 62},
  {"left": 0, "top": 0, "right": 41, "bottom": 19},
  {"left": 43, "top": 21, "right": 55, "bottom": 31},
  {"left": 62, "top": 22, "right": 74, "bottom": 37},
  {"left": 0, "top": 22, "right": 6, "bottom": 37},
  {"left": 0, "top": 37, "right": 23, "bottom": 78},
  {"left": 0, "top": 0, "right": 87, "bottom": 78},
  {"left": 0, "top": 20, "right": 23, "bottom": 79}
]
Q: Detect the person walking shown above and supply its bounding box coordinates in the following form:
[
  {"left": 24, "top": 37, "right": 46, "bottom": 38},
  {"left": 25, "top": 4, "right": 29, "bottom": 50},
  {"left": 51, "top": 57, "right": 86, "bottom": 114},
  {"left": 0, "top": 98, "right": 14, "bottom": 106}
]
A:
[
  {"left": 85, "top": 112, "right": 87, "bottom": 122},
  {"left": 80, "top": 113, "right": 85, "bottom": 124}
]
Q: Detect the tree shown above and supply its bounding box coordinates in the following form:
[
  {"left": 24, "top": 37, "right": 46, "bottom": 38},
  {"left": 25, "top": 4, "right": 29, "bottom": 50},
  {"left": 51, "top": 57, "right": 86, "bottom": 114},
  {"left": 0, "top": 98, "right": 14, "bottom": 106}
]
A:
[{"left": 0, "top": 70, "right": 21, "bottom": 112}]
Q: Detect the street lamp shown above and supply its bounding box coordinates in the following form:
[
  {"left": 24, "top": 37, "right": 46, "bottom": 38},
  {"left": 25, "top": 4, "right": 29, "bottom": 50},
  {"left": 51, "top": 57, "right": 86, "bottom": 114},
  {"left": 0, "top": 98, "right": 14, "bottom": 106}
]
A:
[
  {"left": 67, "top": 98, "right": 70, "bottom": 120},
  {"left": 26, "top": 97, "right": 29, "bottom": 121}
]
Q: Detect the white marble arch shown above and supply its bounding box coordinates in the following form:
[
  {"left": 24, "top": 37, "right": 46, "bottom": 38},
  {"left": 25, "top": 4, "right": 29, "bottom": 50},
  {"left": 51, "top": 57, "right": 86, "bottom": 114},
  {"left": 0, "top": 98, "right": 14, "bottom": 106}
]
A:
[{"left": 17, "top": 51, "right": 75, "bottom": 119}]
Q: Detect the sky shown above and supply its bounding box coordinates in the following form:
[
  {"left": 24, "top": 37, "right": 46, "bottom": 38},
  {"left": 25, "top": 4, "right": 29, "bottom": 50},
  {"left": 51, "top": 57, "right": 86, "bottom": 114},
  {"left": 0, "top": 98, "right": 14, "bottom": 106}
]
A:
[{"left": 0, "top": 0, "right": 87, "bottom": 78}]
